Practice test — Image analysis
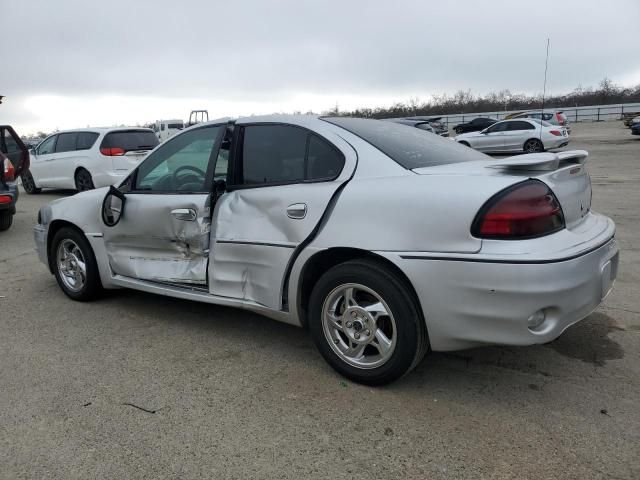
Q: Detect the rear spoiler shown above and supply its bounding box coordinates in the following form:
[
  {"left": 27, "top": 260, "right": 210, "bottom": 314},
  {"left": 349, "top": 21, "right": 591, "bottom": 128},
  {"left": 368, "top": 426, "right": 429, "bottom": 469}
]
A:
[{"left": 487, "top": 150, "right": 588, "bottom": 171}]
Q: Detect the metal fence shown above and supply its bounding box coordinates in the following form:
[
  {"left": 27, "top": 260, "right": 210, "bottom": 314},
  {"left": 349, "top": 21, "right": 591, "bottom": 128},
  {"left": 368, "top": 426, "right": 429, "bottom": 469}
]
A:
[{"left": 407, "top": 102, "right": 640, "bottom": 128}]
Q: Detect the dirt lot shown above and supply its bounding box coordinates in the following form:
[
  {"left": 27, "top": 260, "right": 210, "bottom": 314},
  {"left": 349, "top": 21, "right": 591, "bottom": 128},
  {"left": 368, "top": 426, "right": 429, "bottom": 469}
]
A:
[{"left": 1, "top": 121, "right": 639, "bottom": 479}]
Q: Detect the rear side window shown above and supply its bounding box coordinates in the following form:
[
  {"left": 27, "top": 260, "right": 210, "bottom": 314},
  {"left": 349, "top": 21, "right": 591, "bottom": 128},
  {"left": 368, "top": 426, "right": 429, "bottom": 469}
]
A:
[
  {"left": 240, "top": 125, "right": 344, "bottom": 186},
  {"left": 324, "top": 117, "right": 487, "bottom": 169},
  {"left": 307, "top": 134, "right": 343, "bottom": 180},
  {"left": 508, "top": 121, "right": 535, "bottom": 131},
  {"left": 101, "top": 130, "right": 159, "bottom": 153},
  {"left": 76, "top": 132, "right": 99, "bottom": 150},
  {"left": 242, "top": 125, "right": 307, "bottom": 184},
  {"left": 55, "top": 133, "right": 78, "bottom": 153}
]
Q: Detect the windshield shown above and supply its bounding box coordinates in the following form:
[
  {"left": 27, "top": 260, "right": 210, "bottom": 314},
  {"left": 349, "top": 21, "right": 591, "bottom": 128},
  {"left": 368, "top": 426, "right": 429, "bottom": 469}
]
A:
[{"left": 324, "top": 117, "right": 488, "bottom": 169}]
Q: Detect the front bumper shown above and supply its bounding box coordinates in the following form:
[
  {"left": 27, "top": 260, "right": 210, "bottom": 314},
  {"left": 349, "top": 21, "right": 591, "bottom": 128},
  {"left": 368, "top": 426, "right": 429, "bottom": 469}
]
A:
[
  {"left": 34, "top": 224, "right": 49, "bottom": 268},
  {"left": 385, "top": 236, "right": 619, "bottom": 351}
]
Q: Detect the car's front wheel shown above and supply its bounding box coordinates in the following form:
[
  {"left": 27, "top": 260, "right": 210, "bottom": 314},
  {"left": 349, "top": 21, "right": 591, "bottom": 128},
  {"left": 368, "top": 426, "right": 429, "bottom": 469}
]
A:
[
  {"left": 51, "top": 227, "right": 102, "bottom": 300},
  {"left": 309, "top": 259, "right": 429, "bottom": 385}
]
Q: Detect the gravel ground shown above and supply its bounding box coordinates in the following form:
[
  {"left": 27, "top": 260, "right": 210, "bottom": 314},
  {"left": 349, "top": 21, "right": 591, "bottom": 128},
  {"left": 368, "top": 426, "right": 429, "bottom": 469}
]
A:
[{"left": 1, "top": 121, "right": 639, "bottom": 479}]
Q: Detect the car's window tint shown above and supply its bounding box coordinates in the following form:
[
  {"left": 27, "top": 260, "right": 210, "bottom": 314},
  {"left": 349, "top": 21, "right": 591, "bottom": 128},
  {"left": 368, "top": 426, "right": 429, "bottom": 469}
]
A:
[
  {"left": 307, "top": 134, "right": 344, "bottom": 180},
  {"left": 508, "top": 121, "right": 535, "bottom": 131},
  {"left": 135, "top": 125, "right": 221, "bottom": 192},
  {"left": 325, "top": 117, "right": 487, "bottom": 169},
  {"left": 55, "top": 133, "right": 78, "bottom": 153},
  {"left": 76, "top": 132, "right": 99, "bottom": 150},
  {"left": 37, "top": 135, "right": 56, "bottom": 155},
  {"left": 485, "top": 122, "right": 509, "bottom": 133},
  {"left": 241, "top": 125, "right": 307, "bottom": 185},
  {"left": 2, "top": 130, "right": 20, "bottom": 153},
  {"left": 101, "top": 130, "right": 159, "bottom": 153}
]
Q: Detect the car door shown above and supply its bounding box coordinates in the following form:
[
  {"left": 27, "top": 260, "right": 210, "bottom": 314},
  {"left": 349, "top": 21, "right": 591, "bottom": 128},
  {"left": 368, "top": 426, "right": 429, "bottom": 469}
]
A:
[
  {"left": 209, "top": 121, "right": 356, "bottom": 310},
  {"left": 29, "top": 134, "right": 57, "bottom": 186},
  {"left": 48, "top": 132, "right": 79, "bottom": 187},
  {"left": 474, "top": 122, "right": 508, "bottom": 151},
  {"left": 502, "top": 121, "right": 536, "bottom": 151},
  {"left": 101, "top": 123, "right": 225, "bottom": 284}
]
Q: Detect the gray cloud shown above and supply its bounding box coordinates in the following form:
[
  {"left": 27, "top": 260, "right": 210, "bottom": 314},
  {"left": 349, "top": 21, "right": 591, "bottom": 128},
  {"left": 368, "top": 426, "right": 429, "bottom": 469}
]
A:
[{"left": 3, "top": 0, "right": 639, "bottom": 115}]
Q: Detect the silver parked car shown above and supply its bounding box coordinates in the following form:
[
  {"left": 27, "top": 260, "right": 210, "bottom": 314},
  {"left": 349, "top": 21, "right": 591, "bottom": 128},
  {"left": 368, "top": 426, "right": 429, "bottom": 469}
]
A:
[
  {"left": 455, "top": 118, "right": 569, "bottom": 153},
  {"left": 34, "top": 115, "right": 618, "bottom": 385}
]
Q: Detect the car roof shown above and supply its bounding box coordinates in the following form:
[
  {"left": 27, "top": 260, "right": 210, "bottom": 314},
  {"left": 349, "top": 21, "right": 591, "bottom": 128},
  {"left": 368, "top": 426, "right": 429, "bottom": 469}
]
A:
[{"left": 48, "top": 127, "right": 154, "bottom": 134}]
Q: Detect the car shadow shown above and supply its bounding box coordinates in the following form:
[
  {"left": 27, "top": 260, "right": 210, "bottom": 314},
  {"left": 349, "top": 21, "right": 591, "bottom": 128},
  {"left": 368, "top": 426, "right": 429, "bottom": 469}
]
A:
[{"left": 93, "top": 288, "right": 625, "bottom": 392}]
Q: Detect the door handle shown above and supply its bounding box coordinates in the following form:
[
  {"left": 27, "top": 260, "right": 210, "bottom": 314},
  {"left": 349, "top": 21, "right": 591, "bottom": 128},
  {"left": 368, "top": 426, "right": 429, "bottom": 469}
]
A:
[
  {"left": 171, "top": 208, "right": 197, "bottom": 221},
  {"left": 286, "top": 203, "right": 307, "bottom": 219}
]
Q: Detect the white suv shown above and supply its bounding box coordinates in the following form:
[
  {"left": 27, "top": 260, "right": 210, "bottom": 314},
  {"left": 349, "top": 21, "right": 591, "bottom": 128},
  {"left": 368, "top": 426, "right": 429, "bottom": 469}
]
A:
[{"left": 21, "top": 128, "right": 159, "bottom": 193}]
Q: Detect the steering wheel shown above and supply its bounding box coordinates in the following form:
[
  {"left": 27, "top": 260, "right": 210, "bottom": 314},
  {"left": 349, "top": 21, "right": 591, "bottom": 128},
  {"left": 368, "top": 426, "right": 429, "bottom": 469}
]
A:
[{"left": 172, "top": 165, "right": 206, "bottom": 189}]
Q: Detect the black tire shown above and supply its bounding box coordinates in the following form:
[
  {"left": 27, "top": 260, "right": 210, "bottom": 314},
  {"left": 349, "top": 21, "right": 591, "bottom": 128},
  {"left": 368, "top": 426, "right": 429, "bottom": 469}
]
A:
[
  {"left": 524, "top": 138, "right": 544, "bottom": 153},
  {"left": 308, "top": 259, "right": 429, "bottom": 385},
  {"left": 0, "top": 211, "right": 13, "bottom": 231},
  {"left": 454, "top": 127, "right": 462, "bottom": 134},
  {"left": 458, "top": 141, "right": 471, "bottom": 147},
  {"left": 21, "top": 170, "right": 41, "bottom": 194},
  {"left": 51, "top": 227, "right": 102, "bottom": 301},
  {"left": 74, "top": 168, "right": 95, "bottom": 191}
]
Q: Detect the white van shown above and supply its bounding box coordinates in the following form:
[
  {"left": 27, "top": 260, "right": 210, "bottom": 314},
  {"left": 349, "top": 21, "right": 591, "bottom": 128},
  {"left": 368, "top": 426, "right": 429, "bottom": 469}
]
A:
[
  {"left": 22, "top": 128, "right": 159, "bottom": 192},
  {"left": 151, "top": 119, "right": 184, "bottom": 142}
]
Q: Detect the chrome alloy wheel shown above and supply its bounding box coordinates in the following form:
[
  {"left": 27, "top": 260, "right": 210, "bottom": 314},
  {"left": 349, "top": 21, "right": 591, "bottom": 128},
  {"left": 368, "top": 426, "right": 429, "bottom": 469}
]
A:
[
  {"left": 56, "top": 239, "right": 87, "bottom": 292},
  {"left": 321, "top": 283, "right": 397, "bottom": 369}
]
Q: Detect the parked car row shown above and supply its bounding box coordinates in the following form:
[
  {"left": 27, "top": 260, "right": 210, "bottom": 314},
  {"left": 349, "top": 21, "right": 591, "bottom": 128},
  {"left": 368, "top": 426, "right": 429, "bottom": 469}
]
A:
[{"left": 454, "top": 118, "right": 569, "bottom": 153}]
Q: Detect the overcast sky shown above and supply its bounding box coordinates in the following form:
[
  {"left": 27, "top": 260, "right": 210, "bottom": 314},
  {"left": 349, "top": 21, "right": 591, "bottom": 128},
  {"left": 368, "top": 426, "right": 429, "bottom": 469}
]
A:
[{"left": 2, "top": 0, "right": 639, "bottom": 135}]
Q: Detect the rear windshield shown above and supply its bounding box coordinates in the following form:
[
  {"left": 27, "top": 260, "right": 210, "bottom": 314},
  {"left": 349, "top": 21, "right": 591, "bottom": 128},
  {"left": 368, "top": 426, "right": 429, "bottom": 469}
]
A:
[
  {"left": 528, "top": 118, "right": 553, "bottom": 127},
  {"left": 324, "top": 117, "right": 488, "bottom": 169},
  {"left": 101, "top": 130, "right": 159, "bottom": 152}
]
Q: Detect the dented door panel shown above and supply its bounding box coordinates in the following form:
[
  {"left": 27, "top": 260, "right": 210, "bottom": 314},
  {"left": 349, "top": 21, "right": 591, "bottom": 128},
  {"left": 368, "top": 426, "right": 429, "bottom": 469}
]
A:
[{"left": 103, "top": 194, "right": 211, "bottom": 283}]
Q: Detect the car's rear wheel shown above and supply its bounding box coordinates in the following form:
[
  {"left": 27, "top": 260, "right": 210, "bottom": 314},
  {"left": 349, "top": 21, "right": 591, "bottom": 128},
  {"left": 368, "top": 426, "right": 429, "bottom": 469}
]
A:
[
  {"left": 75, "top": 168, "right": 95, "bottom": 191},
  {"left": 51, "top": 227, "right": 102, "bottom": 300},
  {"left": 524, "top": 138, "right": 544, "bottom": 153},
  {"left": 0, "top": 211, "right": 13, "bottom": 231},
  {"left": 21, "top": 170, "right": 41, "bottom": 194},
  {"left": 309, "top": 259, "right": 428, "bottom": 385}
]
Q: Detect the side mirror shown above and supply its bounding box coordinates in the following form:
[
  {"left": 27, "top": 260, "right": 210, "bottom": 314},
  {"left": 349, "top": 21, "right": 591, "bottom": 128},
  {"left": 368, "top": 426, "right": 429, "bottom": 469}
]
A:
[{"left": 101, "top": 185, "right": 126, "bottom": 226}]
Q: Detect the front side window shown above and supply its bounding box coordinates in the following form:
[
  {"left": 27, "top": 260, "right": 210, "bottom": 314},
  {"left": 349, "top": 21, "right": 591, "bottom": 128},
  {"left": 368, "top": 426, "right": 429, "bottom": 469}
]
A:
[
  {"left": 37, "top": 135, "right": 57, "bottom": 155},
  {"left": 55, "top": 133, "right": 78, "bottom": 153},
  {"left": 134, "top": 125, "right": 222, "bottom": 192},
  {"left": 485, "top": 122, "right": 509, "bottom": 133}
]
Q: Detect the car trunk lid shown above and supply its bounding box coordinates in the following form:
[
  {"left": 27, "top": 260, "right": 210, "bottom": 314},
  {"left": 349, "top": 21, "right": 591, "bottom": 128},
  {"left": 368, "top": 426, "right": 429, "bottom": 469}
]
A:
[{"left": 412, "top": 150, "right": 593, "bottom": 229}]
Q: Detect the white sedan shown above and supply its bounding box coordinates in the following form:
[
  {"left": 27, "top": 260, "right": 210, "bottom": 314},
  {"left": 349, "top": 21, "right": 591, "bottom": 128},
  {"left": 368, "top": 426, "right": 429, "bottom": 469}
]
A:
[
  {"left": 455, "top": 118, "right": 569, "bottom": 153},
  {"left": 33, "top": 115, "right": 617, "bottom": 385}
]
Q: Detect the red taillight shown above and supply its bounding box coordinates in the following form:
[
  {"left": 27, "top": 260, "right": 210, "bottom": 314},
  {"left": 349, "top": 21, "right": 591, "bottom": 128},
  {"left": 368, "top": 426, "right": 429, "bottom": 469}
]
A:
[
  {"left": 3, "top": 158, "right": 15, "bottom": 182},
  {"left": 100, "top": 147, "right": 125, "bottom": 156},
  {"left": 472, "top": 180, "right": 565, "bottom": 239},
  {"left": 0, "top": 195, "right": 12, "bottom": 204},
  {"left": 549, "top": 130, "right": 562, "bottom": 136},
  {"left": 555, "top": 113, "right": 565, "bottom": 125}
]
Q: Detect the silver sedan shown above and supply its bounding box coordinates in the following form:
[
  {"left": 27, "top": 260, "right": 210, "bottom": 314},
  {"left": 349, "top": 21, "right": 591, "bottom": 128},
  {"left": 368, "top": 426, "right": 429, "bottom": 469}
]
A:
[
  {"left": 455, "top": 118, "right": 569, "bottom": 153},
  {"left": 34, "top": 115, "right": 618, "bottom": 385}
]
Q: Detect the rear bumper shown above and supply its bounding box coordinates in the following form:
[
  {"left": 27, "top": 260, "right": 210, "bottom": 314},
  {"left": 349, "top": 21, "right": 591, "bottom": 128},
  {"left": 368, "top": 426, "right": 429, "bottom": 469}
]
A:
[
  {"left": 92, "top": 170, "right": 128, "bottom": 188},
  {"left": 546, "top": 137, "right": 570, "bottom": 149},
  {"left": 0, "top": 183, "right": 18, "bottom": 213},
  {"left": 379, "top": 218, "right": 619, "bottom": 351}
]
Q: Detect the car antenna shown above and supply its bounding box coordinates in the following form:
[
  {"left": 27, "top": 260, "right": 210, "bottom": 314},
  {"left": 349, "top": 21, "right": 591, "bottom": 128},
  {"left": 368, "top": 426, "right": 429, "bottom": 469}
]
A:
[{"left": 540, "top": 38, "right": 550, "bottom": 141}]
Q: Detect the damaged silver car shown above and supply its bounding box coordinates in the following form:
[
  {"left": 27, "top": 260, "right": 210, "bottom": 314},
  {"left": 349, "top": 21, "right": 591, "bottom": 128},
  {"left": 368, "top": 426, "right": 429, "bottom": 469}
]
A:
[{"left": 34, "top": 115, "right": 618, "bottom": 385}]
